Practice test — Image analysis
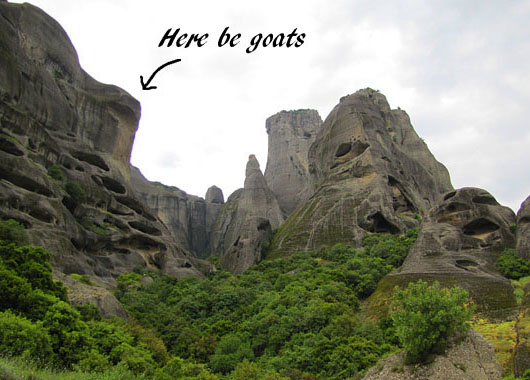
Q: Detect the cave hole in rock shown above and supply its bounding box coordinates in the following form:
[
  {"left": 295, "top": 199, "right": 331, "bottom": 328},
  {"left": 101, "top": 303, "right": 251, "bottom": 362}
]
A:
[
  {"left": 520, "top": 216, "right": 530, "bottom": 225},
  {"left": 233, "top": 236, "right": 241, "bottom": 247},
  {"left": 445, "top": 202, "right": 470, "bottom": 213},
  {"left": 100, "top": 176, "right": 126, "bottom": 194},
  {"left": 182, "top": 262, "right": 192, "bottom": 268},
  {"left": 455, "top": 259, "right": 479, "bottom": 270},
  {"left": 116, "top": 196, "right": 156, "bottom": 221},
  {"left": 472, "top": 195, "right": 498, "bottom": 206},
  {"left": 0, "top": 167, "right": 54, "bottom": 197},
  {"left": 71, "top": 151, "right": 109, "bottom": 171},
  {"left": 388, "top": 176, "right": 416, "bottom": 213},
  {"left": 443, "top": 191, "right": 456, "bottom": 201},
  {"left": 463, "top": 218, "right": 500, "bottom": 236},
  {"left": 257, "top": 220, "right": 271, "bottom": 231},
  {"left": 28, "top": 207, "right": 54, "bottom": 223},
  {"left": 0, "top": 137, "right": 24, "bottom": 156},
  {"left": 368, "top": 212, "right": 400, "bottom": 234},
  {"left": 62, "top": 197, "right": 77, "bottom": 214},
  {"left": 75, "top": 166, "right": 84, "bottom": 172},
  {"left": 128, "top": 221, "right": 161, "bottom": 236},
  {"left": 335, "top": 142, "right": 352, "bottom": 157},
  {"left": 121, "top": 235, "right": 166, "bottom": 251}
]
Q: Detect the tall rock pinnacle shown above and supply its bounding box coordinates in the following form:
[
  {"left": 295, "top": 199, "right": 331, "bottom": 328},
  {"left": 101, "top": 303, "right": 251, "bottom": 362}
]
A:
[
  {"left": 212, "top": 155, "right": 284, "bottom": 273},
  {"left": 264, "top": 110, "right": 322, "bottom": 214}
]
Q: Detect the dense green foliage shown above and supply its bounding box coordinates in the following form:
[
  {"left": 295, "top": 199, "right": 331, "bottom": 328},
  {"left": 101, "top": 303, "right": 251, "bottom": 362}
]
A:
[
  {"left": 497, "top": 248, "right": 530, "bottom": 280},
  {"left": 391, "top": 280, "right": 473, "bottom": 363},
  {"left": 0, "top": 219, "right": 185, "bottom": 377},
  {"left": 116, "top": 230, "right": 418, "bottom": 379},
  {"left": 0, "top": 217, "right": 419, "bottom": 379}
]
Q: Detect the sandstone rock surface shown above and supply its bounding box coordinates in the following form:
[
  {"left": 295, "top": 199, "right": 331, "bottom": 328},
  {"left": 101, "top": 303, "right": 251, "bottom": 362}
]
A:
[
  {"left": 0, "top": 2, "right": 205, "bottom": 283},
  {"left": 264, "top": 110, "right": 322, "bottom": 214},
  {"left": 269, "top": 89, "right": 453, "bottom": 258},
  {"left": 363, "top": 330, "right": 502, "bottom": 380},
  {"left": 517, "top": 195, "right": 530, "bottom": 260}
]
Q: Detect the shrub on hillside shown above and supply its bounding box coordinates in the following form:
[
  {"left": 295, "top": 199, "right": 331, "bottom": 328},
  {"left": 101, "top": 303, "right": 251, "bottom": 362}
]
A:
[{"left": 391, "top": 280, "right": 472, "bottom": 363}]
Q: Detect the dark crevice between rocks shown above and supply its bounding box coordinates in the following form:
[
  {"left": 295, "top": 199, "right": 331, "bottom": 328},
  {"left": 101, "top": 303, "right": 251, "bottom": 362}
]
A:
[
  {"left": 335, "top": 142, "right": 352, "bottom": 157},
  {"left": 115, "top": 196, "right": 156, "bottom": 221},
  {"left": 0, "top": 137, "right": 24, "bottom": 156},
  {"left": 367, "top": 212, "right": 400, "bottom": 234},
  {"left": 444, "top": 191, "right": 457, "bottom": 201},
  {"left": 472, "top": 195, "right": 499, "bottom": 206},
  {"left": 463, "top": 218, "right": 500, "bottom": 236},
  {"left": 0, "top": 167, "right": 54, "bottom": 197},
  {"left": 100, "top": 176, "right": 126, "bottom": 194},
  {"left": 71, "top": 151, "right": 109, "bottom": 171},
  {"left": 120, "top": 235, "right": 167, "bottom": 252},
  {"left": 388, "top": 176, "right": 416, "bottom": 214},
  {"left": 128, "top": 221, "right": 161, "bottom": 236}
]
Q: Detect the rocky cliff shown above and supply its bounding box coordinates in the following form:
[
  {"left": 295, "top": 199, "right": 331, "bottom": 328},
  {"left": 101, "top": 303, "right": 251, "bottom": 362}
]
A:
[
  {"left": 0, "top": 2, "right": 206, "bottom": 284},
  {"left": 363, "top": 330, "right": 502, "bottom": 380},
  {"left": 130, "top": 167, "right": 223, "bottom": 259},
  {"left": 517, "top": 196, "right": 530, "bottom": 260},
  {"left": 380, "top": 187, "right": 517, "bottom": 314},
  {"left": 212, "top": 155, "right": 284, "bottom": 273},
  {"left": 264, "top": 109, "right": 322, "bottom": 214},
  {"left": 268, "top": 89, "right": 453, "bottom": 258}
]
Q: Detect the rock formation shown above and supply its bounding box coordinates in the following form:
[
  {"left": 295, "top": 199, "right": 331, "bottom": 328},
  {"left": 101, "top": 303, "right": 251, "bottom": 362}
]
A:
[
  {"left": 129, "top": 168, "right": 223, "bottom": 259},
  {"left": 212, "top": 155, "right": 284, "bottom": 273},
  {"left": 0, "top": 2, "right": 205, "bottom": 285},
  {"left": 517, "top": 195, "right": 530, "bottom": 260},
  {"left": 269, "top": 89, "right": 453, "bottom": 258},
  {"left": 375, "top": 188, "right": 517, "bottom": 314},
  {"left": 362, "top": 330, "right": 502, "bottom": 380},
  {"left": 264, "top": 110, "right": 322, "bottom": 214},
  {"left": 205, "top": 185, "right": 224, "bottom": 204}
]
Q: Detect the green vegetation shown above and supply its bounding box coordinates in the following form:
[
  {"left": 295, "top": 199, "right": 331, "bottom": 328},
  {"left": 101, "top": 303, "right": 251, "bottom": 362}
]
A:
[
  {"left": 47, "top": 164, "right": 64, "bottom": 181},
  {"left": 2, "top": 221, "right": 456, "bottom": 379},
  {"left": 497, "top": 248, "right": 530, "bottom": 280},
  {"left": 115, "top": 230, "right": 418, "bottom": 379},
  {"left": 391, "top": 280, "right": 473, "bottom": 363},
  {"left": 65, "top": 181, "right": 86, "bottom": 203},
  {"left": 0, "top": 219, "right": 185, "bottom": 378}
]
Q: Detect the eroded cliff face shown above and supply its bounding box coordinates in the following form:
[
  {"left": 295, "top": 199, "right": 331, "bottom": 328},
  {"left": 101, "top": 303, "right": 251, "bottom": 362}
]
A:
[
  {"left": 269, "top": 89, "right": 454, "bottom": 258},
  {"left": 130, "top": 167, "right": 223, "bottom": 259},
  {"left": 0, "top": 2, "right": 205, "bottom": 284},
  {"left": 517, "top": 196, "right": 530, "bottom": 260},
  {"left": 213, "top": 155, "right": 284, "bottom": 273},
  {"left": 264, "top": 110, "right": 322, "bottom": 215},
  {"left": 382, "top": 187, "right": 517, "bottom": 313}
]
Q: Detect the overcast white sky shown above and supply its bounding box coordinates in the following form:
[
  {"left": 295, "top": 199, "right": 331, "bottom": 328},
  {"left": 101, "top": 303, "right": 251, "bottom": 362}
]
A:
[{"left": 10, "top": 0, "right": 530, "bottom": 212}]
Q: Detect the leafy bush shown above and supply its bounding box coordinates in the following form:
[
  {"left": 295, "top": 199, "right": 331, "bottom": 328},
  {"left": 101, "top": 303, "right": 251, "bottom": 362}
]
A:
[
  {"left": 497, "top": 248, "right": 530, "bottom": 279},
  {"left": 0, "top": 311, "right": 53, "bottom": 361},
  {"left": 0, "top": 219, "right": 28, "bottom": 245},
  {"left": 47, "top": 165, "right": 64, "bottom": 181},
  {"left": 65, "top": 181, "right": 86, "bottom": 203},
  {"left": 391, "top": 280, "right": 473, "bottom": 363}
]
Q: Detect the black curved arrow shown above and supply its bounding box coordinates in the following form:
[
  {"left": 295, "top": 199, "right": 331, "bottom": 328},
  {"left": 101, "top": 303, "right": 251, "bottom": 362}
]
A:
[{"left": 140, "top": 59, "right": 181, "bottom": 90}]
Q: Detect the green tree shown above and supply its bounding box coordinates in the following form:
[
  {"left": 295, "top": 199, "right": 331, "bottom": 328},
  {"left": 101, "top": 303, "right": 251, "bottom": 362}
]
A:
[
  {"left": 0, "top": 219, "right": 28, "bottom": 245},
  {"left": 391, "top": 280, "right": 472, "bottom": 363}
]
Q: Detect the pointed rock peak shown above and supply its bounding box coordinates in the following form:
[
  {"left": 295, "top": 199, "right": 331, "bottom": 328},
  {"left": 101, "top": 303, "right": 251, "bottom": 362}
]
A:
[
  {"left": 205, "top": 185, "right": 224, "bottom": 204},
  {"left": 246, "top": 154, "right": 261, "bottom": 173}
]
